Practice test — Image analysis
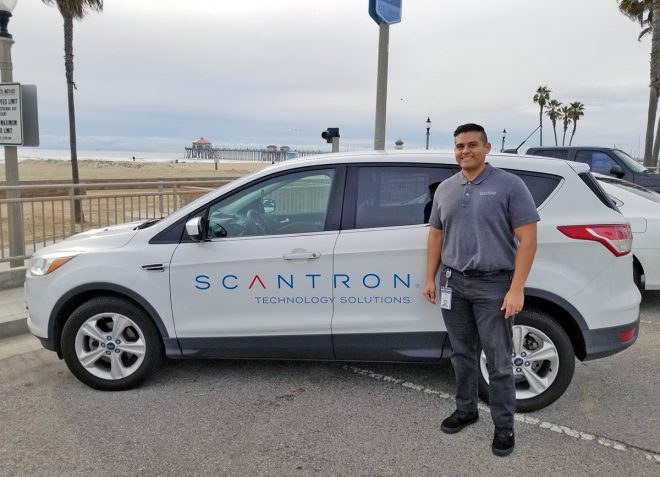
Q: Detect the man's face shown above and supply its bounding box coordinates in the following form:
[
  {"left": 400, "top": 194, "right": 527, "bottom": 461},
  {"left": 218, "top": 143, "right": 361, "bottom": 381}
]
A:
[{"left": 454, "top": 131, "right": 491, "bottom": 172}]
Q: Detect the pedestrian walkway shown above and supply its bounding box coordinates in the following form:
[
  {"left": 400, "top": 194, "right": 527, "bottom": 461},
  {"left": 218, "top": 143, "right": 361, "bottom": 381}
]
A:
[{"left": 0, "top": 287, "right": 27, "bottom": 338}]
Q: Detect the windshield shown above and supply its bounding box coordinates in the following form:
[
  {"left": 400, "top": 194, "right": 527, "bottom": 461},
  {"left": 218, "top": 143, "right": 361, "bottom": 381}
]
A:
[{"left": 612, "top": 150, "right": 650, "bottom": 173}]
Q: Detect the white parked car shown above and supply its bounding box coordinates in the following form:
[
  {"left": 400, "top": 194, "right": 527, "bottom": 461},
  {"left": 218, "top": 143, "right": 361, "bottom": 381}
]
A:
[
  {"left": 25, "top": 152, "right": 640, "bottom": 412},
  {"left": 595, "top": 173, "right": 660, "bottom": 290}
]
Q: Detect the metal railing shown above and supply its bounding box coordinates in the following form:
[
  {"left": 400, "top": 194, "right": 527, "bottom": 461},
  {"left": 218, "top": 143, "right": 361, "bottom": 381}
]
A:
[{"left": 0, "top": 179, "right": 231, "bottom": 263}]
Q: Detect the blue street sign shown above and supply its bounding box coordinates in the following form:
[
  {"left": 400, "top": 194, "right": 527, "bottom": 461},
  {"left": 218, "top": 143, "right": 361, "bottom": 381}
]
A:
[{"left": 369, "top": 0, "right": 402, "bottom": 25}]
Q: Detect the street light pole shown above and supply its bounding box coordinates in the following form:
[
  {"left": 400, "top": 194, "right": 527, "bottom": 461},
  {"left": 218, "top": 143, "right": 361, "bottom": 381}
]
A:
[
  {"left": 501, "top": 128, "right": 507, "bottom": 153},
  {"left": 0, "top": 0, "right": 24, "bottom": 267},
  {"left": 425, "top": 117, "right": 432, "bottom": 150}
]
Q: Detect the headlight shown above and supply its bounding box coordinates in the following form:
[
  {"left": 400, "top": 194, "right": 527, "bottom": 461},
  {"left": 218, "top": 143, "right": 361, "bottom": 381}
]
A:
[{"left": 29, "top": 253, "right": 79, "bottom": 276}]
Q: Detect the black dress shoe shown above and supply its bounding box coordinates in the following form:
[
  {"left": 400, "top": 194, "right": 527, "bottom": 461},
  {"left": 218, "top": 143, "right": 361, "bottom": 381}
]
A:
[
  {"left": 492, "top": 427, "right": 515, "bottom": 456},
  {"left": 440, "top": 410, "right": 479, "bottom": 434}
]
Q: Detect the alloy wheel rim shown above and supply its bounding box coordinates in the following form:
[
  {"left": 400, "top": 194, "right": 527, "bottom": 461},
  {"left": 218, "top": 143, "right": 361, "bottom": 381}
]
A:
[
  {"left": 74, "top": 313, "right": 146, "bottom": 380},
  {"left": 480, "top": 325, "right": 560, "bottom": 400}
]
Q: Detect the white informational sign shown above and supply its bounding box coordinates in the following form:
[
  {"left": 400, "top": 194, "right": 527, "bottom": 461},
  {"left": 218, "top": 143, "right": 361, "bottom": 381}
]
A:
[{"left": 0, "top": 83, "right": 22, "bottom": 145}]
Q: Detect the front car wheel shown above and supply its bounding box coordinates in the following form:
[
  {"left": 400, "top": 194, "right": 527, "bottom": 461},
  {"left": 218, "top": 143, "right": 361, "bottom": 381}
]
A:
[{"left": 61, "top": 296, "right": 163, "bottom": 390}]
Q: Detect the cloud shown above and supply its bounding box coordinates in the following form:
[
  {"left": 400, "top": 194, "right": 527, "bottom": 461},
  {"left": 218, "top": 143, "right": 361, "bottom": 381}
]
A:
[{"left": 7, "top": 0, "right": 655, "bottom": 154}]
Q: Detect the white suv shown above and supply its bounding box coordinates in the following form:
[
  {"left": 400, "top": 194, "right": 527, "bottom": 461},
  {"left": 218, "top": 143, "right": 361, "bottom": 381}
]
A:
[{"left": 25, "top": 152, "right": 640, "bottom": 411}]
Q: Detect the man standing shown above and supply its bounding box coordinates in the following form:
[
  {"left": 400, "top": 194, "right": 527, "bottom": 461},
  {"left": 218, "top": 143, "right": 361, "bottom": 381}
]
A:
[{"left": 423, "top": 123, "right": 539, "bottom": 456}]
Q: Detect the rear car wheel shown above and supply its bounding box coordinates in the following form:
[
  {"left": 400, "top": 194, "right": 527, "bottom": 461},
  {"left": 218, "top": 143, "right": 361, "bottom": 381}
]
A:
[
  {"left": 61, "top": 296, "right": 163, "bottom": 390},
  {"left": 478, "top": 309, "right": 575, "bottom": 412},
  {"left": 633, "top": 260, "right": 643, "bottom": 291}
]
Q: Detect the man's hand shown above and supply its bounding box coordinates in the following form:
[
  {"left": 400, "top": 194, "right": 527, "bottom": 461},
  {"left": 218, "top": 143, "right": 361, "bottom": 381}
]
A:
[
  {"left": 501, "top": 288, "right": 524, "bottom": 319},
  {"left": 423, "top": 281, "right": 436, "bottom": 304},
  {"left": 501, "top": 222, "right": 537, "bottom": 319},
  {"left": 424, "top": 227, "right": 443, "bottom": 305}
]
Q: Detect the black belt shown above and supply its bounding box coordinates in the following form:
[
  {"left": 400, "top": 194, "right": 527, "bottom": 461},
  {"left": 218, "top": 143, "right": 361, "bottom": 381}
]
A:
[{"left": 447, "top": 267, "right": 513, "bottom": 277}]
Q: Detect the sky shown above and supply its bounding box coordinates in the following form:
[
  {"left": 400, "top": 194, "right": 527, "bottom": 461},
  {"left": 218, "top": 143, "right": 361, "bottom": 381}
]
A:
[{"left": 5, "top": 0, "right": 655, "bottom": 156}]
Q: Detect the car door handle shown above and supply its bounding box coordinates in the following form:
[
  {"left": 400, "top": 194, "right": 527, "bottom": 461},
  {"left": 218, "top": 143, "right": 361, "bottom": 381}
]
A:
[{"left": 283, "top": 251, "right": 321, "bottom": 260}]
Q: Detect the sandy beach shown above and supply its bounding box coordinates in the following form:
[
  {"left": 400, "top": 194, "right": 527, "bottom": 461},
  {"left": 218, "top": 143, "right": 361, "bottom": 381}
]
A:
[{"left": 0, "top": 159, "right": 270, "bottom": 182}]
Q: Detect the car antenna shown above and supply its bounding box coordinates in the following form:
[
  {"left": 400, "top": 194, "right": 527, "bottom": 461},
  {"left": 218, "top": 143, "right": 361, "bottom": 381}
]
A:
[{"left": 507, "top": 125, "right": 541, "bottom": 154}]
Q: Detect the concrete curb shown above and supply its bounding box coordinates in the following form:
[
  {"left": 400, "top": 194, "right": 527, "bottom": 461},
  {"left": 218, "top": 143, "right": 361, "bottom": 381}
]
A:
[
  {"left": 0, "top": 317, "right": 28, "bottom": 339},
  {"left": 0, "top": 267, "right": 25, "bottom": 290},
  {"left": 0, "top": 270, "right": 28, "bottom": 339}
]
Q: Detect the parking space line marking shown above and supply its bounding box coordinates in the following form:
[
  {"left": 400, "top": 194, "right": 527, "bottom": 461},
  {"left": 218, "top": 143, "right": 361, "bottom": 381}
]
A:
[
  {"left": 342, "top": 365, "right": 660, "bottom": 465},
  {"left": 640, "top": 320, "right": 659, "bottom": 326}
]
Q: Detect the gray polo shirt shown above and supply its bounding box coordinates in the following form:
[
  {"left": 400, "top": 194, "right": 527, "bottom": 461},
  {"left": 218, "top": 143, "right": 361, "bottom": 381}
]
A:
[{"left": 429, "top": 163, "right": 539, "bottom": 272}]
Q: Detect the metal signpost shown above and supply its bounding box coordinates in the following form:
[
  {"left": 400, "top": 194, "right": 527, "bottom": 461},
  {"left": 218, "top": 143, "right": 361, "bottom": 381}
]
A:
[
  {"left": 0, "top": 26, "right": 24, "bottom": 266},
  {"left": 369, "top": 0, "right": 401, "bottom": 151},
  {"left": 0, "top": 82, "right": 21, "bottom": 144},
  {"left": 0, "top": 82, "right": 38, "bottom": 266}
]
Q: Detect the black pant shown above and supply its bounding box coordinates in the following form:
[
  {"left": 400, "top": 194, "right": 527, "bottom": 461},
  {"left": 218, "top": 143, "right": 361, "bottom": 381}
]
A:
[{"left": 440, "top": 266, "right": 515, "bottom": 429}]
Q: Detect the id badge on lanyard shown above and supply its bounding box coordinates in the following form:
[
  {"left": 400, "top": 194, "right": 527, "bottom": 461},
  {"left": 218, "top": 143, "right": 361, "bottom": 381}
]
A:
[{"left": 440, "top": 268, "right": 452, "bottom": 310}]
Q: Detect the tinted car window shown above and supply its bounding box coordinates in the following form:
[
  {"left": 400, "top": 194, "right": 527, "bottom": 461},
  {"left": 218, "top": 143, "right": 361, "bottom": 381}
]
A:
[
  {"left": 611, "top": 149, "right": 649, "bottom": 173},
  {"left": 532, "top": 149, "right": 569, "bottom": 160},
  {"left": 575, "top": 151, "right": 618, "bottom": 175},
  {"left": 505, "top": 170, "right": 561, "bottom": 207},
  {"left": 578, "top": 172, "right": 619, "bottom": 211},
  {"left": 354, "top": 166, "right": 455, "bottom": 228},
  {"left": 206, "top": 169, "right": 336, "bottom": 238}
]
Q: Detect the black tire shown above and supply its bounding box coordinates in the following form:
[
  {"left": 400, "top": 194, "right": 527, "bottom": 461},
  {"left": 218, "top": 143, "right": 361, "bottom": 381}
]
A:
[
  {"left": 61, "top": 296, "right": 163, "bottom": 390},
  {"left": 633, "top": 260, "right": 643, "bottom": 292},
  {"left": 477, "top": 309, "right": 575, "bottom": 412}
]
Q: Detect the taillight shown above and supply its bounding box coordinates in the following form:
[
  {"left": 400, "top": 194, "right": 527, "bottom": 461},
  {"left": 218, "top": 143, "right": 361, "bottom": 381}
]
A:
[
  {"left": 618, "top": 328, "right": 636, "bottom": 343},
  {"left": 557, "top": 224, "right": 632, "bottom": 257}
]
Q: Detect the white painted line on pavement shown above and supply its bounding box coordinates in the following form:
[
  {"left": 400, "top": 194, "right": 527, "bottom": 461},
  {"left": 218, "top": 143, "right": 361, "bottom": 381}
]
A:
[
  {"left": 343, "top": 365, "right": 660, "bottom": 465},
  {"left": 640, "top": 320, "right": 659, "bottom": 326}
]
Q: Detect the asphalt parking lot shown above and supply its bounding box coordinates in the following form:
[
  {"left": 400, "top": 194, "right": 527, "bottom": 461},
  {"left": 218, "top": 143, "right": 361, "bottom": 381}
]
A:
[{"left": 1, "top": 293, "right": 659, "bottom": 476}]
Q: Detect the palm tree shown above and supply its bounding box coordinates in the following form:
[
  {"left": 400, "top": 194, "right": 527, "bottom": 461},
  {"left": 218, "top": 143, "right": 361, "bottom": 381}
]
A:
[
  {"left": 545, "top": 100, "right": 563, "bottom": 146},
  {"left": 533, "top": 86, "right": 551, "bottom": 146},
  {"left": 567, "top": 102, "right": 585, "bottom": 146},
  {"left": 42, "top": 0, "right": 104, "bottom": 222},
  {"left": 560, "top": 106, "right": 572, "bottom": 146},
  {"left": 618, "top": 0, "right": 659, "bottom": 167}
]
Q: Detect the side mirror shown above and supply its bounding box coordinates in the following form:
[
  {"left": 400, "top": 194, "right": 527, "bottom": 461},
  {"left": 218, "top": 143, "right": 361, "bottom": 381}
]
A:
[
  {"left": 263, "top": 198, "right": 276, "bottom": 214},
  {"left": 185, "top": 217, "right": 204, "bottom": 242},
  {"left": 610, "top": 164, "right": 625, "bottom": 178}
]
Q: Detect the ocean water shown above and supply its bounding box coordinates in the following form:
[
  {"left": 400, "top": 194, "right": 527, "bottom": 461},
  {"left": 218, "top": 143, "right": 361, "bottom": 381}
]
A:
[{"left": 1, "top": 148, "right": 262, "bottom": 164}]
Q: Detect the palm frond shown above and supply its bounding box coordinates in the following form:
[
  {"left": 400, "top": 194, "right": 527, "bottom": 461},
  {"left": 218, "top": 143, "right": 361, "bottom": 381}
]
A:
[
  {"left": 618, "top": 0, "right": 651, "bottom": 24},
  {"left": 42, "top": 0, "right": 103, "bottom": 19},
  {"left": 639, "top": 26, "right": 652, "bottom": 40},
  {"left": 618, "top": 0, "right": 654, "bottom": 41},
  {"left": 568, "top": 102, "right": 585, "bottom": 121},
  {"left": 545, "top": 99, "right": 563, "bottom": 120},
  {"left": 533, "top": 85, "right": 551, "bottom": 105}
]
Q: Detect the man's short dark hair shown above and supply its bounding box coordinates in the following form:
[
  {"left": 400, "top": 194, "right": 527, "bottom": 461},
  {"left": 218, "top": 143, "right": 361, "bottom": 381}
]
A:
[{"left": 454, "top": 123, "right": 488, "bottom": 143}]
